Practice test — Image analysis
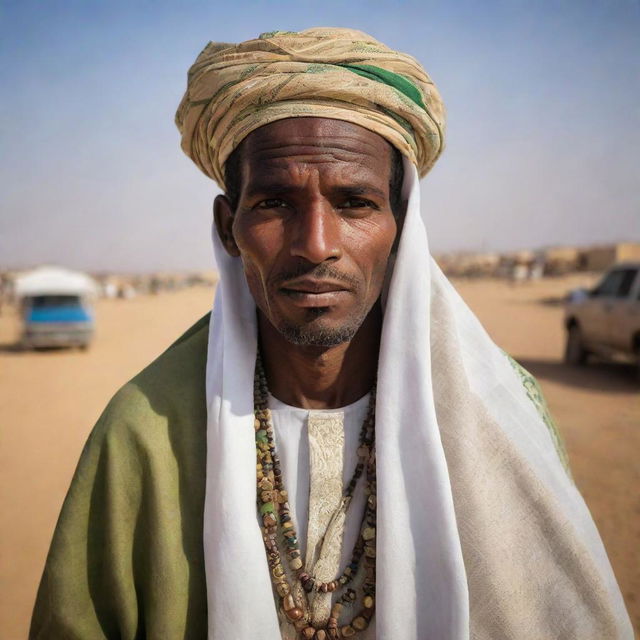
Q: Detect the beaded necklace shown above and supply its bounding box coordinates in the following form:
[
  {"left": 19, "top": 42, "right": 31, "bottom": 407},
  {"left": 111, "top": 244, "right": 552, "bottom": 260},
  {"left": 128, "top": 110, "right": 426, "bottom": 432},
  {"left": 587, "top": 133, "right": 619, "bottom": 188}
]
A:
[{"left": 254, "top": 353, "right": 377, "bottom": 639}]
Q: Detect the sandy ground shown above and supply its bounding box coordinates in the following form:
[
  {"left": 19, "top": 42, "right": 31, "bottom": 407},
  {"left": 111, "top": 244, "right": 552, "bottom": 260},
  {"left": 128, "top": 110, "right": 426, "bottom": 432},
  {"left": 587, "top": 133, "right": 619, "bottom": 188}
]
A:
[{"left": 1, "top": 276, "right": 638, "bottom": 638}]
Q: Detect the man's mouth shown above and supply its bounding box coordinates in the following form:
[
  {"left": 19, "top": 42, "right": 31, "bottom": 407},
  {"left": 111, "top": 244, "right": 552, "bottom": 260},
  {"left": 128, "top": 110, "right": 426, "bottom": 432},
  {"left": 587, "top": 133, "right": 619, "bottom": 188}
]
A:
[{"left": 279, "top": 278, "right": 351, "bottom": 307}]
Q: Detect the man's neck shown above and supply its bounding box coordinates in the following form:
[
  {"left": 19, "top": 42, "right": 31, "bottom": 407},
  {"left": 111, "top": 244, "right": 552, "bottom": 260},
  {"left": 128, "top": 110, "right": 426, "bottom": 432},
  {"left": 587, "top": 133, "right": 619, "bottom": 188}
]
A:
[{"left": 258, "top": 306, "right": 381, "bottom": 410}]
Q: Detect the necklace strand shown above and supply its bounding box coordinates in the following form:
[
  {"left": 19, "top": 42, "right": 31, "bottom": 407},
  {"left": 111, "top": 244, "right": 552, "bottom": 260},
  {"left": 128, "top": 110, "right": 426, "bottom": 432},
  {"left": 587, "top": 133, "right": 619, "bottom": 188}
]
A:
[{"left": 254, "top": 353, "right": 377, "bottom": 639}]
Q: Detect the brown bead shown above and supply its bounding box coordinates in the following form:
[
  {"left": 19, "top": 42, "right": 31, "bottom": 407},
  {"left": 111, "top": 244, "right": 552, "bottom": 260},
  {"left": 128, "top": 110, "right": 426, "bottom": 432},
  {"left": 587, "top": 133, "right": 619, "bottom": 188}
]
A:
[
  {"left": 353, "top": 616, "right": 368, "bottom": 631},
  {"left": 283, "top": 594, "right": 295, "bottom": 611},
  {"left": 301, "top": 627, "right": 316, "bottom": 639},
  {"left": 327, "top": 616, "right": 338, "bottom": 629},
  {"left": 364, "top": 545, "right": 376, "bottom": 558},
  {"left": 285, "top": 607, "right": 303, "bottom": 621},
  {"left": 263, "top": 513, "right": 277, "bottom": 527},
  {"left": 341, "top": 625, "right": 356, "bottom": 637},
  {"left": 289, "top": 557, "right": 303, "bottom": 570},
  {"left": 331, "top": 603, "right": 343, "bottom": 619},
  {"left": 272, "top": 564, "right": 284, "bottom": 578},
  {"left": 316, "top": 631, "right": 326, "bottom": 640},
  {"left": 362, "top": 526, "right": 375, "bottom": 541},
  {"left": 363, "top": 595, "right": 374, "bottom": 609}
]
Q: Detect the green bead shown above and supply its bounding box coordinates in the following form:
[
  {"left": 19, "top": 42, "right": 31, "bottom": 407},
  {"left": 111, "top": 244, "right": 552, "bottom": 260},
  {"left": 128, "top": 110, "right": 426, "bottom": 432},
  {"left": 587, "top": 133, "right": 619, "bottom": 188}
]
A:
[{"left": 260, "top": 502, "right": 275, "bottom": 514}]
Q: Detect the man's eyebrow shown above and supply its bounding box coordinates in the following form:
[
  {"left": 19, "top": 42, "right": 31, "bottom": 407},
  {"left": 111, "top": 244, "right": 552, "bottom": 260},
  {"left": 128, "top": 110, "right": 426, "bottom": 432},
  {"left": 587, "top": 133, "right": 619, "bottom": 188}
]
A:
[
  {"left": 244, "top": 183, "right": 388, "bottom": 200},
  {"left": 244, "top": 183, "right": 300, "bottom": 199},
  {"left": 330, "top": 185, "right": 387, "bottom": 200}
]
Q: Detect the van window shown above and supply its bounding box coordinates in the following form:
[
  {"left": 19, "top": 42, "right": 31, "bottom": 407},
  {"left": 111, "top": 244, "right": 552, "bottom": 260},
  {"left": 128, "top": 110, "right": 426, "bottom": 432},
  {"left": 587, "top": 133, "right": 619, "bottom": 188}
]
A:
[{"left": 31, "top": 295, "right": 81, "bottom": 308}]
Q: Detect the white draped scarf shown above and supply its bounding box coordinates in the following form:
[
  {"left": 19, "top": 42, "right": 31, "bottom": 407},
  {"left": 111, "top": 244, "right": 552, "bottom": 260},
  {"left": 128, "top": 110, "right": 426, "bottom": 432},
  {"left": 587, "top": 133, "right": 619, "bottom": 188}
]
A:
[{"left": 203, "top": 161, "right": 632, "bottom": 639}]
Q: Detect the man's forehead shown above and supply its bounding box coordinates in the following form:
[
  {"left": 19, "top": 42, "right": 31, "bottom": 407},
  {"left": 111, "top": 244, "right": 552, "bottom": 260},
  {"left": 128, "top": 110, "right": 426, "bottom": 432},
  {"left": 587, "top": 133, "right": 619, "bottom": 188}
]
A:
[{"left": 240, "top": 117, "right": 393, "bottom": 163}]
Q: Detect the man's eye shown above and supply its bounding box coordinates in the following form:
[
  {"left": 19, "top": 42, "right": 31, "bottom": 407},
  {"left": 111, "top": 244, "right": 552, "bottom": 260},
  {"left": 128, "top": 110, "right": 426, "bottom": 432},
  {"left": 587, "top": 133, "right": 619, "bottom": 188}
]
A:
[
  {"left": 339, "top": 198, "right": 378, "bottom": 210},
  {"left": 256, "top": 199, "right": 288, "bottom": 209}
]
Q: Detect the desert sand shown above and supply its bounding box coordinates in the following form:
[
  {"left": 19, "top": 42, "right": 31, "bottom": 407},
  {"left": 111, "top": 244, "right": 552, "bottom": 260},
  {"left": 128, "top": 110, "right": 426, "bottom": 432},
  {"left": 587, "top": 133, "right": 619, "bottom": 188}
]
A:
[{"left": 1, "top": 276, "right": 638, "bottom": 638}]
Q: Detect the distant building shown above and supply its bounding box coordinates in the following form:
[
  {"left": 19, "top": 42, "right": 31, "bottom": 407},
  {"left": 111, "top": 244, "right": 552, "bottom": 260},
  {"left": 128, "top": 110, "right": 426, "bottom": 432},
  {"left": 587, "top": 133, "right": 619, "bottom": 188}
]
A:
[
  {"left": 581, "top": 243, "right": 640, "bottom": 272},
  {"left": 435, "top": 252, "right": 500, "bottom": 278},
  {"left": 541, "top": 247, "right": 580, "bottom": 275}
]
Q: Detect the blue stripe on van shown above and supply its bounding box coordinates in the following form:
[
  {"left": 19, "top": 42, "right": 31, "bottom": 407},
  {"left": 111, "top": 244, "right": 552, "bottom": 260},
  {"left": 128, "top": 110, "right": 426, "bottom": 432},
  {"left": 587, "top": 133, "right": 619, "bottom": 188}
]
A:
[{"left": 28, "top": 307, "right": 92, "bottom": 323}]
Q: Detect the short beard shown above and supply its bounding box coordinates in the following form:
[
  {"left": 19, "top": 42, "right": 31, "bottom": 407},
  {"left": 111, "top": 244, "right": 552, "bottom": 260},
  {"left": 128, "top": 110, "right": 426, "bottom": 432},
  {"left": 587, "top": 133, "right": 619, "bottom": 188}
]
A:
[
  {"left": 266, "top": 262, "right": 369, "bottom": 347},
  {"left": 276, "top": 308, "right": 364, "bottom": 347}
]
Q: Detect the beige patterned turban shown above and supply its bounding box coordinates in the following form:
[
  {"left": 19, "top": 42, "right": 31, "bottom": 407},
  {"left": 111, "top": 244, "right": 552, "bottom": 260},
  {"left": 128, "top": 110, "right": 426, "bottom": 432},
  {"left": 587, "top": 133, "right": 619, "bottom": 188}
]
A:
[{"left": 175, "top": 27, "right": 446, "bottom": 190}]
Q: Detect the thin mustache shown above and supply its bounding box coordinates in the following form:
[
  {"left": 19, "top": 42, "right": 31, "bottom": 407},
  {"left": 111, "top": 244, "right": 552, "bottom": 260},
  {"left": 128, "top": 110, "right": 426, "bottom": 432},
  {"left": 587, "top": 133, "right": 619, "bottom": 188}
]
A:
[{"left": 271, "top": 263, "right": 359, "bottom": 290}]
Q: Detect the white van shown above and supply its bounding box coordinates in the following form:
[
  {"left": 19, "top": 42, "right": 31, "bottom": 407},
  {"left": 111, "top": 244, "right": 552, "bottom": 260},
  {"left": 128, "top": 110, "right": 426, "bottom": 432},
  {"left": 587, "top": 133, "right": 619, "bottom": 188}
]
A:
[{"left": 15, "top": 267, "right": 97, "bottom": 350}]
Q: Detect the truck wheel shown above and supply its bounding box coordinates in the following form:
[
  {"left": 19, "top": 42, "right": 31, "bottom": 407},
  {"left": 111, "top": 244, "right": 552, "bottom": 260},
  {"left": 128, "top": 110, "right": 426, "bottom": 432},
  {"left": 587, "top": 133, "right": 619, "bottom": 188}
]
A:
[{"left": 564, "top": 325, "right": 588, "bottom": 366}]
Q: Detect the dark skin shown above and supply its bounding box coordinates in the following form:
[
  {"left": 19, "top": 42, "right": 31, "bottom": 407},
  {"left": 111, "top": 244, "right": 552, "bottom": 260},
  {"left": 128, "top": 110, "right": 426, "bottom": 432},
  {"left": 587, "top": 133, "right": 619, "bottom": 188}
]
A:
[{"left": 214, "top": 118, "right": 398, "bottom": 409}]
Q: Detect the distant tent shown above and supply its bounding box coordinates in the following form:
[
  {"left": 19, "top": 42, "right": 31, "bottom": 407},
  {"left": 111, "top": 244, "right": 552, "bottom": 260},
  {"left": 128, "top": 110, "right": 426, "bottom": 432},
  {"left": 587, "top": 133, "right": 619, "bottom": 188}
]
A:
[{"left": 14, "top": 266, "right": 98, "bottom": 298}]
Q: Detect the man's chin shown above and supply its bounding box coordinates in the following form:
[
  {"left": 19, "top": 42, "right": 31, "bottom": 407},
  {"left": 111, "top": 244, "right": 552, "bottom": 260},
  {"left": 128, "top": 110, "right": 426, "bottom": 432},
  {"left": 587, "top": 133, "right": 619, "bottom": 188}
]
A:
[{"left": 276, "top": 318, "right": 360, "bottom": 348}]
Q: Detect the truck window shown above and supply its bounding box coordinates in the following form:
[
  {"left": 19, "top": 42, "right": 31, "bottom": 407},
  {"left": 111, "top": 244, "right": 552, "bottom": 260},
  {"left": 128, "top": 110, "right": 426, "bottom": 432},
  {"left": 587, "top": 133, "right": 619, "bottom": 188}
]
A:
[
  {"left": 592, "top": 269, "right": 638, "bottom": 298},
  {"left": 615, "top": 269, "right": 638, "bottom": 298}
]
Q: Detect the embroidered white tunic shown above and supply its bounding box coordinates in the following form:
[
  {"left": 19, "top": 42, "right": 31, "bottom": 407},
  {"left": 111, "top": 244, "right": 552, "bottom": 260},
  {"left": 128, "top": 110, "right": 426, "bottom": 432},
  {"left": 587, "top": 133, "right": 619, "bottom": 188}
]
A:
[{"left": 268, "top": 393, "right": 375, "bottom": 639}]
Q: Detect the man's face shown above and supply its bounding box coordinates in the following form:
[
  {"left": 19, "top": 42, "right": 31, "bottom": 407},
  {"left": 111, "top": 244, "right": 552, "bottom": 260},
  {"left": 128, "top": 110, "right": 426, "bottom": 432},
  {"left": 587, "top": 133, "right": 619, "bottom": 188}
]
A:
[{"left": 215, "top": 117, "right": 399, "bottom": 347}]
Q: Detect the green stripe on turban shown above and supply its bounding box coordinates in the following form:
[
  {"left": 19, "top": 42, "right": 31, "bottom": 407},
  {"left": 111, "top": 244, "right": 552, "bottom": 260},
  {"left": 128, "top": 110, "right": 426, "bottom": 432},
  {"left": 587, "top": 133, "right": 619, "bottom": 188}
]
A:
[
  {"left": 176, "top": 27, "right": 446, "bottom": 190},
  {"left": 338, "top": 64, "right": 427, "bottom": 111}
]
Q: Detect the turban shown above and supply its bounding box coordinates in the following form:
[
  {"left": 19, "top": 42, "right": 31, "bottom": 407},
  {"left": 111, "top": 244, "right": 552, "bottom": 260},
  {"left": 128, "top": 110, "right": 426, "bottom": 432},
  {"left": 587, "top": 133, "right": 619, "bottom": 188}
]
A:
[{"left": 175, "top": 27, "right": 445, "bottom": 190}]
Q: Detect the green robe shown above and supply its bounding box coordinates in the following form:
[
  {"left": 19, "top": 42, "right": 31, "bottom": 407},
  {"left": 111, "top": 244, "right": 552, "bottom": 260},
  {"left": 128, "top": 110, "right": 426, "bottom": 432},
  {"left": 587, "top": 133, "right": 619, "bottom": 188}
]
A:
[
  {"left": 30, "top": 314, "right": 211, "bottom": 639},
  {"left": 30, "top": 314, "right": 573, "bottom": 639}
]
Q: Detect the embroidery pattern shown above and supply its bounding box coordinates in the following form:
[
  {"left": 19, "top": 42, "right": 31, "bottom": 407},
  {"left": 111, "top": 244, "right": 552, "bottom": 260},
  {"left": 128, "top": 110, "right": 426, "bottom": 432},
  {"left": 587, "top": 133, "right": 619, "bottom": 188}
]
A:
[{"left": 507, "top": 355, "right": 572, "bottom": 477}]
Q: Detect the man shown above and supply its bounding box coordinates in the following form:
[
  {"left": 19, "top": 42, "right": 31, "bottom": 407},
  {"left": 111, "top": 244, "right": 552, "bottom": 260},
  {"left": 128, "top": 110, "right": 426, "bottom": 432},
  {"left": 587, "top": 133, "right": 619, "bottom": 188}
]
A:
[{"left": 31, "top": 28, "right": 632, "bottom": 639}]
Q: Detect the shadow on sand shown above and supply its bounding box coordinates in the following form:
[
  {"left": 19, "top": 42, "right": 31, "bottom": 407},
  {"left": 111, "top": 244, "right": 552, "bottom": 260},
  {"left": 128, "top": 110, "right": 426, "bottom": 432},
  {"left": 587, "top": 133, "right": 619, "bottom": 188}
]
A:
[
  {"left": 0, "top": 342, "right": 24, "bottom": 353},
  {"left": 0, "top": 342, "right": 86, "bottom": 354},
  {"left": 516, "top": 358, "right": 638, "bottom": 394}
]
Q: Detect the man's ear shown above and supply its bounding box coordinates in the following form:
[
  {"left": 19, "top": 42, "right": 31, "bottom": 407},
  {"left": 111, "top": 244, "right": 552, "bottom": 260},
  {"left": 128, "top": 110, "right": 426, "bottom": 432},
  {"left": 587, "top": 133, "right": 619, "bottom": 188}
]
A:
[
  {"left": 213, "top": 194, "right": 240, "bottom": 257},
  {"left": 391, "top": 198, "right": 407, "bottom": 255}
]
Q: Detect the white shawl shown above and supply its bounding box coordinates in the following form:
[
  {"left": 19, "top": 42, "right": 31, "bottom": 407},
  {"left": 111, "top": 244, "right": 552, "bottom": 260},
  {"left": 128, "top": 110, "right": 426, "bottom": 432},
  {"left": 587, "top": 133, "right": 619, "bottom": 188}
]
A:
[{"left": 203, "top": 161, "right": 632, "bottom": 639}]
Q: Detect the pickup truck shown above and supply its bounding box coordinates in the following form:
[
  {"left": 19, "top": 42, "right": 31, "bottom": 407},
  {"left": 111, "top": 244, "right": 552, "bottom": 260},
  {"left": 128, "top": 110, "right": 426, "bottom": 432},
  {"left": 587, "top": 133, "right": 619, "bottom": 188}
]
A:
[{"left": 564, "top": 262, "right": 640, "bottom": 379}]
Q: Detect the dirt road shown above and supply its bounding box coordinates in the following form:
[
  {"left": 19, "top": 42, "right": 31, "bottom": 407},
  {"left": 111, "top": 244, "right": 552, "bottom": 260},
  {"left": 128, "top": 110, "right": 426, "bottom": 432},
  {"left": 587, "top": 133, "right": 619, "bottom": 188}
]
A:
[{"left": 1, "top": 277, "right": 638, "bottom": 638}]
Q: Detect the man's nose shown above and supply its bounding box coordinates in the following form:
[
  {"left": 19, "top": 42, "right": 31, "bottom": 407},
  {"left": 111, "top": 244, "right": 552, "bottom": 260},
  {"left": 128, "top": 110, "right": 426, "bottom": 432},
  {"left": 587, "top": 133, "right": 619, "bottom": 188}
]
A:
[{"left": 289, "top": 201, "right": 342, "bottom": 264}]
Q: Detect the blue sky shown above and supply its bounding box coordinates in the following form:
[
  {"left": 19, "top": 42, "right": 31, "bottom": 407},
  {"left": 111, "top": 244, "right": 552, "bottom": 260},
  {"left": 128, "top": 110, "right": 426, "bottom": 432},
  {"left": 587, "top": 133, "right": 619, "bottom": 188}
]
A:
[{"left": 1, "top": 0, "right": 638, "bottom": 271}]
